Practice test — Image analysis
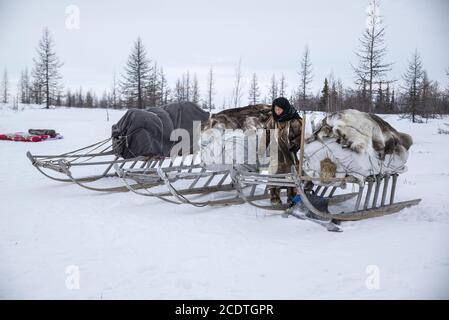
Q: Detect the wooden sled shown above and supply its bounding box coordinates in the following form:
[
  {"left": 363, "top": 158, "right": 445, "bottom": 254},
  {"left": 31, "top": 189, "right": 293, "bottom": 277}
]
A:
[
  {"left": 129, "top": 114, "right": 422, "bottom": 231},
  {"left": 27, "top": 116, "right": 422, "bottom": 232}
]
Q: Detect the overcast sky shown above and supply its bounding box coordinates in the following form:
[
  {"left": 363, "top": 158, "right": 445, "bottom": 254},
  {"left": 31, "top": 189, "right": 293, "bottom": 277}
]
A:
[{"left": 1, "top": 0, "right": 448, "bottom": 105}]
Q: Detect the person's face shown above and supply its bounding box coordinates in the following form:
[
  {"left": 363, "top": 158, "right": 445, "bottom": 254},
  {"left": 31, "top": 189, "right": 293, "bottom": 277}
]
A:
[{"left": 274, "top": 105, "right": 284, "bottom": 116}]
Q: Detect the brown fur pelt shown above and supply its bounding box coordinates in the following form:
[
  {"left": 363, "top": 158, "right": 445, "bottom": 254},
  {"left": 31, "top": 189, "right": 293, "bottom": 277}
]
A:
[
  {"left": 320, "top": 157, "right": 337, "bottom": 183},
  {"left": 310, "top": 109, "right": 413, "bottom": 161},
  {"left": 201, "top": 104, "right": 272, "bottom": 131}
]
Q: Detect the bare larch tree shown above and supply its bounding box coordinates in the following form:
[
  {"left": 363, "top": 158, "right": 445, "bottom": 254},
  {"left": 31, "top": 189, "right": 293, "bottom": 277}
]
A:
[
  {"left": 19, "top": 67, "right": 31, "bottom": 104},
  {"left": 231, "top": 59, "right": 243, "bottom": 108},
  {"left": 319, "top": 78, "right": 329, "bottom": 112},
  {"left": 206, "top": 66, "right": 215, "bottom": 111},
  {"left": 248, "top": 72, "right": 261, "bottom": 105},
  {"left": 159, "top": 67, "right": 170, "bottom": 105},
  {"left": 278, "top": 74, "right": 287, "bottom": 97},
  {"left": 109, "top": 72, "right": 120, "bottom": 109},
  {"left": 146, "top": 62, "right": 162, "bottom": 107},
  {"left": 268, "top": 74, "right": 278, "bottom": 102},
  {"left": 402, "top": 49, "right": 424, "bottom": 123},
  {"left": 31, "top": 28, "right": 63, "bottom": 109},
  {"left": 299, "top": 45, "right": 313, "bottom": 105},
  {"left": 1, "top": 68, "right": 9, "bottom": 104},
  {"left": 184, "top": 71, "right": 191, "bottom": 102},
  {"left": 121, "top": 37, "right": 152, "bottom": 109},
  {"left": 353, "top": 0, "right": 393, "bottom": 112},
  {"left": 191, "top": 73, "right": 200, "bottom": 104},
  {"left": 174, "top": 78, "right": 184, "bottom": 102}
]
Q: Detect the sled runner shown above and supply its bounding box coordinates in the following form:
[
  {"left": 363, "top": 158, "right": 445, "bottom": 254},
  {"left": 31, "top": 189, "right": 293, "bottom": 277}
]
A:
[
  {"left": 27, "top": 137, "right": 213, "bottom": 193},
  {"left": 27, "top": 137, "right": 153, "bottom": 192}
]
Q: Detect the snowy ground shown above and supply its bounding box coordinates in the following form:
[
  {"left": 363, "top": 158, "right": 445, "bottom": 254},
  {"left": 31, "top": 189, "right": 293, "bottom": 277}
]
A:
[{"left": 1, "top": 105, "right": 448, "bottom": 299}]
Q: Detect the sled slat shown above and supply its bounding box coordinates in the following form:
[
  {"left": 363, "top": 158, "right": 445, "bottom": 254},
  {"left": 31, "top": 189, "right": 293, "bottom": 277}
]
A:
[
  {"left": 188, "top": 174, "right": 202, "bottom": 189},
  {"left": 217, "top": 172, "right": 229, "bottom": 186},
  {"left": 263, "top": 185, "right": 269, "bottom": 196},
  {"left": 354, "top": 185, "right": 364, "bottom": 211},
  {"left": 138, "top": 160, "right": 149, "bottom": 169},
  {"left": 320, "top": 186, "right": 329, "bottom": 197},
  {"left": 179, "top": 155, "right": 187, "bottom": 172},
  {"left": 101, "top": 156, "right": 119, "bottom": 176},
  {"left": 249, "top": 184, "right": 257, "bottom": 197},
  {"left": 381, "top": 174, "right": 390, "bottom": 206},
  {"left": 203, "top": 171, "right": 216, "bottom": 187},
  {"left": 128, "top": 160, "right": 139, "bottom": 169},
  {"left": 390, "top": 174, "right": 398, "bottom": 205},
  {"left": 364, "top": 180, "right": 374, "bottom": 210},
  {"left": 372, "top": 176, "right": 382, "bottom": 208},
  {"left": 148, "top": 160, "right": 156, "bottom": 168}
]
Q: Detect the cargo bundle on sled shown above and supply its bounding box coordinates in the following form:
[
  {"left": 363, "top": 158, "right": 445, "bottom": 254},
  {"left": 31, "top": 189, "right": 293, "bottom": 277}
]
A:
[{"left": 27, "top": 104, "right": 421, "bottom": 232}]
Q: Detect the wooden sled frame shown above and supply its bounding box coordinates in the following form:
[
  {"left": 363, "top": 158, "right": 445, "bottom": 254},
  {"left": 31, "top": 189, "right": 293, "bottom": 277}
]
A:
[
  {"left": 27, "top": 115, "right": 422, "bottom": 231},
  {"left": 113, "top": 153, "right": 287, "bottom": 209},
  {"left": 131, "top": 114, "right": 422, "bottom": 230},
  {"left": 234, "top": 168, "right": 421, "bottom": 221},
  {"left": 26, "top": 137, "right": 167, "bottom": 192}
]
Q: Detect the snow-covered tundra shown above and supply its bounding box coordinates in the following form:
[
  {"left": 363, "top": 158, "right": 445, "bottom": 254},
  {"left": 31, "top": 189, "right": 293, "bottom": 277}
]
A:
[{"left": 0, "top": 105, "right": 448, "bottom": 299}]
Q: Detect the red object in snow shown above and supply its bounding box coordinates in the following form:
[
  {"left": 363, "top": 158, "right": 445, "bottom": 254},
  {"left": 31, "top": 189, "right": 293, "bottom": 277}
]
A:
[{"left": 0, "top": 132, "right": 61, "bottom": 142}]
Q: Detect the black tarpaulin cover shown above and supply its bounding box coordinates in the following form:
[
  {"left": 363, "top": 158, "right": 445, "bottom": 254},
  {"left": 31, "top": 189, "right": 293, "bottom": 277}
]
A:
[{"left": 111, "top": 102, "right": 209, "bottom": 159}]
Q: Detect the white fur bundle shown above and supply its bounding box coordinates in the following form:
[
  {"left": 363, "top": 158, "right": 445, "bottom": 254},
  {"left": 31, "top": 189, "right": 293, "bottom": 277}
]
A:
[{"left": 301, "top": 110, "right": 412, "bottom": 184}]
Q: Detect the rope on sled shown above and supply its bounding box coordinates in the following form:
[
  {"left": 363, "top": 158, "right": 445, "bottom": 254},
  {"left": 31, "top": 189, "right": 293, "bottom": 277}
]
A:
[
  {"left": 68, "top": 138, "right": 115, "bottom": 164},
  {"left": 59, "top": 137, "right": 112, "bottom": 157},
  {"left": 305, "top": 139, "right": 372, "bottom": 181}
]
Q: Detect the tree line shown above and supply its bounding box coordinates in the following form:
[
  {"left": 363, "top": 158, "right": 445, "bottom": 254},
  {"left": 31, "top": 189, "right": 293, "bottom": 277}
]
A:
[
  {"left": 1, "top": 0, "right": 448, "bottom": 122},
  {"left": 288, "top": 0, "right": 449, "bottom": 122}
]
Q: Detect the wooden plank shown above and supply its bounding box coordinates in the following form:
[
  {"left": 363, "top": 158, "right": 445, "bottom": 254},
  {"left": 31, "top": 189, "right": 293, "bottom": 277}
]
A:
[{"left": 298, "top": 114, "right": 306, "bottom": 176}]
